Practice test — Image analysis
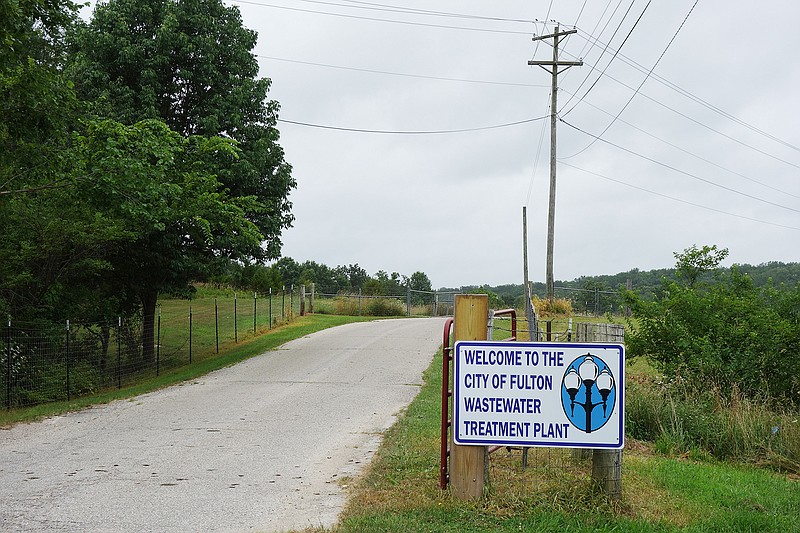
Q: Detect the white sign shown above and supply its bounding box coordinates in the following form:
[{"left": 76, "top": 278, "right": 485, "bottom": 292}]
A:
[{"left": 453, "top": 341, "right": 624, "bottom": 449}]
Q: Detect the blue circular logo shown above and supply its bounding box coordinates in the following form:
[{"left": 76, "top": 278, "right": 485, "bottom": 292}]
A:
[{"left": 560, "top": 354, "right": 617, "bottom": 433}]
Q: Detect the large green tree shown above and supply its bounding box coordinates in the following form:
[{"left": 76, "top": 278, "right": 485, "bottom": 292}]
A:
[
  {"left": 72, "top": 118, "right": 265, "bottom": 358},
  {"left": 68, "top": 0, "right": 294, "bottom": 258},
  {"left": 66, "top": 0, "right": 295, "bottom": 356}
]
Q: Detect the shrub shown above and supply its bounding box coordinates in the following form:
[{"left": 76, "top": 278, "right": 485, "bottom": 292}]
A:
[
  {"left": 532, "top": 296, "right": 573, "bottom": 316},
  {"left": 625, "top": 264, "right": 800, "bottom": 405},
  {"left": 366, "top": 297, "right": 404, "bottom": 317}
]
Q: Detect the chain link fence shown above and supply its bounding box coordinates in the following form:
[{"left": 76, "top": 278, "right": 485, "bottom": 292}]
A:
[{"left": 310, "top": 288, "right": 460, "bottom": 317}]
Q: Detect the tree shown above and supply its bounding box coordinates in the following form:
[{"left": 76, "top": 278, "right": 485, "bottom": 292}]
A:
[
  {"left": 408, "top": 271, "right": 432, "bottom": 305},
  {"left": 674, "top": 244, "right": 729, "bottom": 287},
  {"left": 273, "top": 257, "right": 301, "bottom": 289},
  {"left": 344, "top": 264, "right": 369, "bottom": 290},
  {"left": 0, "top": 0, "right": 87, "bottom": 318},
  {"left": 68, "top": 0, "right": 294, "bottom": 259},
  {"left": 72, "top": 118, "right": 264, "bottom": 359},
  {"left": 66, "top": 0, "right": 295, "bottom": 356}
]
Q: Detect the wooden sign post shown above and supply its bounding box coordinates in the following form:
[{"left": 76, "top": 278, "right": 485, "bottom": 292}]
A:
[{"left": 450, "top": 294, "right": 488, "bottom": 500}]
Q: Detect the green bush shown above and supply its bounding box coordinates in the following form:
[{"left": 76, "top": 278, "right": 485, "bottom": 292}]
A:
[
  {"left": 366, "top": 297, "right": 404, "bottom": 317},
  {"left": 625, "top": 259, "right": 800, "bottom": 405}
]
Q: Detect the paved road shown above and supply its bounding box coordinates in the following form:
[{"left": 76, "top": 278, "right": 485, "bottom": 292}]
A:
[{"left": 0, "top": 317, "right": 445, "bottom": 532}]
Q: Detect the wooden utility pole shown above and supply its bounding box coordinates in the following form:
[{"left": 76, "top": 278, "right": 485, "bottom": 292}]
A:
[
  {"left": 522, "top": 206, "right": 530, "bottom": 329},
  {"left": 528, "top": 27, "right": 582, "bottom": 300},
  {"left": 450, "top": 294, "right": 488, "bottom": 500}
]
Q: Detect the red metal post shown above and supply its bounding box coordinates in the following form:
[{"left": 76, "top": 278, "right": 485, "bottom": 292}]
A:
[
  {"left": 493, "top": 309, "right": 517, "bottom": 341},
  {"left": 440, "top": 318, "right": 454, "bottom": 490}
]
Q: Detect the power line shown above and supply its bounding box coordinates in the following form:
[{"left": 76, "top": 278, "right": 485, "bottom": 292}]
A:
[
  {"left": 333, "top": 0, "right": 538, "bottom": 25},
  {"left": 560, "top": 118, "right": 800, "bottom": 215},
  {"left": 559, "top": 88, "right": 800, "bottom": 201},
  {"left": 554, "top": 38, "right": 800, "bottom": 169},
  {"left": 559, "top": 0, "right": 625, "bottom": 84},
  {"left": 561, "top": 0, "right": 651, "bottom": 116},
  {"left": 559, "top": 6, "right": 800, "bottom": 158},
  {"left": 559, "top": 160, "right": 800, "bottom": 232},
  {"left": 525, "top": 98, "right": 551, "bottom": 207},
  {"left": 228, "top": 0, "right": 534, "bottom": 35},
  {"left": 277, "top": 115, "right": 548, "bottom": 134},
  {"left": 561, "top": 0, "right": 695, "bottom": 159},
  {"left": 257, "top": 54, "right": 548, "bottom": 88}
]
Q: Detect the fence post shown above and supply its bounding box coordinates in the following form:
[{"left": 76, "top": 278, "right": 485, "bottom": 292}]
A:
[
  {"left": 282, "top": 286, "right": 286, "bottom": 319},
  {"left": 406, "top": 285, "right": 411, "bottom": 317},
  {"left": 65, "top": 320, "right": 71, "bottom": 401},
  {"left": 290, "top": 284, "right": 294, "bottom": 318},
  {"left": 450, "top": 294, "right": 489, "bottom": 501},
  {"left": 234, "top": 291, "right": 238, "bottom": 343},
  {"left": 253, "top": 291, "right": 257, "bottom": 335},
  {"left": 156, "top": 306, "right": 161, "bottom": 377},
  {"left": 575, "top": 322, "right": 624, "bottom": 499},
  {"left": 300, "top": 285, "right": 306, "bottom": 316},
  {"left": 117, "top": 317, "right": 121, "bottom": 389},
  {"left": 215, "top": 298, "right": 219, "bottom": 354},
  {"left": 594, "top": 288, "right": 600, "bottom": 317},
  {"left": 269, "top": 288, "right": 273, "bottom": 329},
  {"left": 189, "top": 304, "right": 193, "bottom": 364},
  {"left": 310, "top": 283, "right": 315, "bottom": 314},
  {"left": 358, "top": 288, "right": 362, "bottom": 316},
  {"left": 6, "top": 318, "right": 11, "bottom": 410}
]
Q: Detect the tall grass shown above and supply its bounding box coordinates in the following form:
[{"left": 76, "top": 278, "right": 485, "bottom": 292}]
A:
[
  {"left": 626, "top": 372, "right": 800, "bottom": 473},
  {"left": 532, "top": 296, "right": 574, "bottom": 316}
]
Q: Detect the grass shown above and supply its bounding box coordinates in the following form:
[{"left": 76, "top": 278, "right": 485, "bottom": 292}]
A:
[
  {"left": 322, "top": 343, "right": 800, "bottom": 532},
  {"left": 0, "top": 314, "right": 372, "bottom": 427}
]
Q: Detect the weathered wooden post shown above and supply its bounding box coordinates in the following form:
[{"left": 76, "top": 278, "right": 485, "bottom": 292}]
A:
[
  {"left": 300, "top": 284, "right": 306, "bottom": 316},
  {"left": 450, "top": 294, "right": 488, "bottom": 500},
  {"left": 576, "top": 322, "right": 624, "bottom": 499}
]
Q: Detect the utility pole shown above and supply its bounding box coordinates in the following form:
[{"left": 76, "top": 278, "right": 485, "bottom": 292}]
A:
[
  {"left": 529, "top": 26, "right": 582, "bottom": 300},
  {"left": 523, "top": 205, "right": 529, "bottom": 301}
]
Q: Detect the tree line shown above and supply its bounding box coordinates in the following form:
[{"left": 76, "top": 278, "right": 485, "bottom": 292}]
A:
[
  {"left": 444, "top": 258, "right": 800, "bottom": 314},
  {"left": 207, "top": 258, "right": 433, "bottom": 300}
]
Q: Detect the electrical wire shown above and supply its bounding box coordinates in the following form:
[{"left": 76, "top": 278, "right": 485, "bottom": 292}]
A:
[
  {"left": 558, "top": 88, "right": 800, "bottom": 201},
  {"left": 564, "top": 0, "right": 648, "bottom": 116},
  {"left": 561, "top": 0, "right": 696, "bottom": 159},
  {"left": 560, "top": 118, "right": 800, "bottom": 214},
  {"left": 561, "top": 56, "right": 800, "bottom": 170},
  {"left": 327, "top": 0, "right": 538, "bottom": 25},
  {"left": 525, "top": 98, "right": 551, "bottom": 207},
  {"left": 565, "top": 29, "right": 800, "bottom": 155},
  {"left": 228, "top": 0, "right": 534, "bottom": 35},
  {"left": 559, "top": 160, "right": 800, "bottom": 232},
  {"left": 532, "top": 0, "right": 555, "bottom": 58},
  {"left": 558, "top": 0, "right": 625, "bottom": 86},
  {"left": 277, "top": 115, "right": 548, "bottom": 134},
  {"left": 257, "top": 54, "right": 548, "bottom": 88}
]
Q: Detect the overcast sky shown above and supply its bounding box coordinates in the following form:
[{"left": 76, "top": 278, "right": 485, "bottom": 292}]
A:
[{"left": 219, "top": 1, "right": 800, "bottom": 288}]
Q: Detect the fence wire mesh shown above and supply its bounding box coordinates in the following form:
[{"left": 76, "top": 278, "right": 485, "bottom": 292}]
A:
[
  {"left": 2, "top": 288, "right": 303, "bottom": 410},
  {"left": 310, "top": 289, "right": 459, "bottom": 317}
]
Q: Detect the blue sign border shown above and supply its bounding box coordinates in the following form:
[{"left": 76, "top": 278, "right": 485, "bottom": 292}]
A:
[{"left": 453, "top": 341, "right": 624, "bottom": 449}]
